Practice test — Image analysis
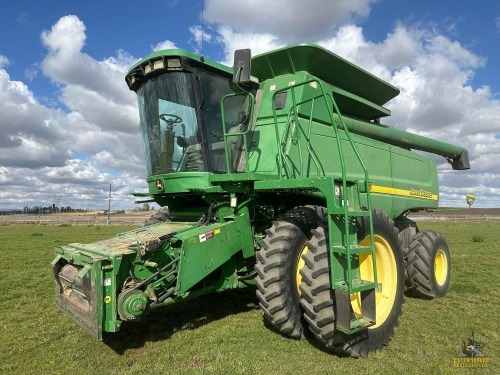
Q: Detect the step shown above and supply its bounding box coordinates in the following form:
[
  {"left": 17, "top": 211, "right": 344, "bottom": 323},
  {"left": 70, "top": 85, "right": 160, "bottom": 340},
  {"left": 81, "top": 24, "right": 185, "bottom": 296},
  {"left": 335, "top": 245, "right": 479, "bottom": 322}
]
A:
[
  {"left": 332, "top": 244, "right": 373, "bottom": 255},
  {"left": 336, "top": 317, "right": 375, "bottom": 334},
  {"left": 334, "top": 288, "right": 376, "bottom": 334},
  {"left": 334, "top": 279, "right": 378, "bottom": 294},
  {"left": 328, "top": 208, "right": 370, "bottom": 217},
  {"left": 346, "top": 209, "right": 370, "bottom": 217}
]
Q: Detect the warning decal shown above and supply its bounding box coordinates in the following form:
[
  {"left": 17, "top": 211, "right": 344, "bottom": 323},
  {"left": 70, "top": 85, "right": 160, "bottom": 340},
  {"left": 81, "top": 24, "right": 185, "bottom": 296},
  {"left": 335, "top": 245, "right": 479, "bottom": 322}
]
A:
[{"left": 199, "top": 229, "right": 218, "bottom": 243}]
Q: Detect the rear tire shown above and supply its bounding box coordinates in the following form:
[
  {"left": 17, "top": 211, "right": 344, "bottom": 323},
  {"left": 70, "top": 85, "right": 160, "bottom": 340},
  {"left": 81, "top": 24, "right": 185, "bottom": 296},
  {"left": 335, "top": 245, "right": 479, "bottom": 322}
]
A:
[
  {"left": 406, "top": 230, "right": 451, "bottom": 299},
  {"left": 398, "top": 225, "right": 417, "bottom": 258},
  {"left": 255, "top": 206, "right": 326, "bottom": 339},
  {"left": 300, "top": 209, "right": 405, "bottom": 357}
]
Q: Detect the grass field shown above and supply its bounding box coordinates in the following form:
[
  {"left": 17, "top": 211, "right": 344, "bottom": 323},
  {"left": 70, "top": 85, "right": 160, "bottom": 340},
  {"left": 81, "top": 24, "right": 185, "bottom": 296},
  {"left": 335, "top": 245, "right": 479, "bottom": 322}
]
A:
[{"left": 1, "top": 222, "right": 498, "bottom": 374}]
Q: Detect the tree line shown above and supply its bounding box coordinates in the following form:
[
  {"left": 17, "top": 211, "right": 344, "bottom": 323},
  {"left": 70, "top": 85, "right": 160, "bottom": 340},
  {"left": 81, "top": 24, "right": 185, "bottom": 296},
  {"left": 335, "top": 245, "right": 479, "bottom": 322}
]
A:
[{"left": 22, "top": 205, "right": 88, "bottom": 214}]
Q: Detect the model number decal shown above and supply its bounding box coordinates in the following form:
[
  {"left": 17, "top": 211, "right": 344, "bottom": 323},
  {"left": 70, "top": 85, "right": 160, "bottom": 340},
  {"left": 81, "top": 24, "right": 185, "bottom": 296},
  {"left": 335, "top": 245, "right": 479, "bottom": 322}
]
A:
[
  {"left": 409, "top": 188, "right": 433, "bottom": 199},
  {"left": 370, "top": 184, "right": 438, "bottom": 201}
]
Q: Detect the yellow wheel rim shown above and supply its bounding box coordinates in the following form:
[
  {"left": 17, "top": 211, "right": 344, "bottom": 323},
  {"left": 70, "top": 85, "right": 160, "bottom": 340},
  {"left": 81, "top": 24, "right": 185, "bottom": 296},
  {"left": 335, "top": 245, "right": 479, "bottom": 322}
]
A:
[
  {"left": 351, "top": 235, "right": 398, "bottom": 329},
  {"left": 434, "top": 249, "right": 448, "bottom": 286},
  {"left": 296, "top": 245, "right": 308, "bottom": 297}
]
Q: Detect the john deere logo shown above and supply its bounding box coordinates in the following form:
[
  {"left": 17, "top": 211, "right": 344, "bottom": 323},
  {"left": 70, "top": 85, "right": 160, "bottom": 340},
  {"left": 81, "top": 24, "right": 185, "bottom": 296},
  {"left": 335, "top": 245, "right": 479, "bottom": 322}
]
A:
[{"left": 155, "top": 179, "right": 164, "bottom": 191}]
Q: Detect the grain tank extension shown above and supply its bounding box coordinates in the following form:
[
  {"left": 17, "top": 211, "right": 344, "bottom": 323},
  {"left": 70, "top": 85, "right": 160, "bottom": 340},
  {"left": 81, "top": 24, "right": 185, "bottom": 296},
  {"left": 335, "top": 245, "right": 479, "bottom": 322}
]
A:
[{"left": 52, "top": 45, "right": 469, "bottom": 357}]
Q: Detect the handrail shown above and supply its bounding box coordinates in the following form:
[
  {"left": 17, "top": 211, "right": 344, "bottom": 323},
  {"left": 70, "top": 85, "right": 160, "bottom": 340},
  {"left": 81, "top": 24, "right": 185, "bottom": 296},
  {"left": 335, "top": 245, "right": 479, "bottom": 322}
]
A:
[
  {"left": 270, "top": 78, "right": 377, "bottom": 293},
  {"left": 271, "top": 83, "right": 326, "bottom": 179},
  {"left": 326, "top": 93, "right": 377, "bottom": 288}
]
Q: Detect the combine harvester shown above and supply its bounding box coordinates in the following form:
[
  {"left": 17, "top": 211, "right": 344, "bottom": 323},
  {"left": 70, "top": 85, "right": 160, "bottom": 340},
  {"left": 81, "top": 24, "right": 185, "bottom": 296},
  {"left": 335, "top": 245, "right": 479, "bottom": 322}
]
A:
[{"left": 52, "top": 45, "right": 469, "bottom": 357}]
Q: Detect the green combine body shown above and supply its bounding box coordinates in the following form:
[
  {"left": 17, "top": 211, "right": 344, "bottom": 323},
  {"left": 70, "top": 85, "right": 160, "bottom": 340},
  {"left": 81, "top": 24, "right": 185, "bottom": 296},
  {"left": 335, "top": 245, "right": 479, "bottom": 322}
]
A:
[{"left": 52, "top": 44, "right": 469, "bottom": 356}]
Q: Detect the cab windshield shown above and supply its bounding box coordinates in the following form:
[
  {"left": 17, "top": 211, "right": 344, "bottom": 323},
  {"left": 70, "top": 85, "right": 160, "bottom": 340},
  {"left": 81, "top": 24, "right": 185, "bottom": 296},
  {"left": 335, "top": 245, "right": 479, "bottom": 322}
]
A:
[{"left": 137, "top": 70, "right": 251, "bottom": 176}]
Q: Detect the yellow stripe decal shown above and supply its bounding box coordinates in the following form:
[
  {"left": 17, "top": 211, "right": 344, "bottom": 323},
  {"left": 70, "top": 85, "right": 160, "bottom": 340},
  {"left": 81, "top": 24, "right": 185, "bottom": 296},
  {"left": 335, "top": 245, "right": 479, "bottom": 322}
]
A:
[{"left": 370, "top": 185, "right": 438, "bottom": 201}]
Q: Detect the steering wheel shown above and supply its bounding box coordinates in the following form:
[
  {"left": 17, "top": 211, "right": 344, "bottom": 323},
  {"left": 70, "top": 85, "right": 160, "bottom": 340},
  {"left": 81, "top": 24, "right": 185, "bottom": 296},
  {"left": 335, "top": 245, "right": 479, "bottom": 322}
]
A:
[{"left": 159, "top": 114, "right": 182, "bottom": 130}]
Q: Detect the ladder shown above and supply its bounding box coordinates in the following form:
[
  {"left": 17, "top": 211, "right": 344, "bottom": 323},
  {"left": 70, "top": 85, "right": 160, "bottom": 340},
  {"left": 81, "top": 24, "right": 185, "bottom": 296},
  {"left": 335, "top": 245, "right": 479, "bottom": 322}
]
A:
[
  {"left": 327, "top": 182, "right": 377, "bottom": 333},
  {"left": 272, "top": 79, "right": 378, "bottom": 333},
  {"left": 326, "top": 91, "right": 378, "bottom": 334}
]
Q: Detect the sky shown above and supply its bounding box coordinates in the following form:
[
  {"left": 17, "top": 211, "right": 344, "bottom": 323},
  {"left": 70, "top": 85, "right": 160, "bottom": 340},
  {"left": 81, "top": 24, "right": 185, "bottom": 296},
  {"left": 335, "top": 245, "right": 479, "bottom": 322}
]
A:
[{"left": 0, "top": 0, "right": 499, "bottom": 210}]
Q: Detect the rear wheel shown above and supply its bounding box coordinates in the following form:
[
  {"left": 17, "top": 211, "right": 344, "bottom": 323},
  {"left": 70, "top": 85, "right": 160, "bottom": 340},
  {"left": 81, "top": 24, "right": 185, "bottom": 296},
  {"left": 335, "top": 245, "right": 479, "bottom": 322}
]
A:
[
  {"left": 398, "top": 225, "right": 417, "bottom": 258},
  {"left": 255, "top": 206, "right": 326, "bottom": 339},
  {"left": 406, "top": 230, "right": 451, "bottom": 299},
  {"left": 300, "top": 209, "right": 405, "bottom": 357}
]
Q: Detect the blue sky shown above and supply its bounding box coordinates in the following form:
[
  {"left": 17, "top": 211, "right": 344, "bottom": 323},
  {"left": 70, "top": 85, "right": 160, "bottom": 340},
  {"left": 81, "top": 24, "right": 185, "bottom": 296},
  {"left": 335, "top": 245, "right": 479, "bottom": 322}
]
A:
[
  {"left": 3, "top": 1, "right": 499, "bottom": 93},
  {"left": 0, "top": 0, "right": 499, "bottom": 209},
  {"left": 1, "top": 1, "right": 202, "bottom": 103},
  {"left": 366, "top": 1, "right": 500, "bottom": 92}
]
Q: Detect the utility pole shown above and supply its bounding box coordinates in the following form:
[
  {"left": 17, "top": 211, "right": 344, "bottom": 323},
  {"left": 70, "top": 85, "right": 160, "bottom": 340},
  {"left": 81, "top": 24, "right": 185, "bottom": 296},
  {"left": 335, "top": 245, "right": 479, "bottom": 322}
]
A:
[{"left": 107, "top": 184, "right": 111, "bottom": 226}]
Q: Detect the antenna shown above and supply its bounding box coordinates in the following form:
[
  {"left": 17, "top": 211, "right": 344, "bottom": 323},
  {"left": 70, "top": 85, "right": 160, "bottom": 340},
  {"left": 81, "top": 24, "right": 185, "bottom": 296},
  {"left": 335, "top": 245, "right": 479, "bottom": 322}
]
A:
[{"left": 201, "top": 0, "right": 204, "bottom": 55}]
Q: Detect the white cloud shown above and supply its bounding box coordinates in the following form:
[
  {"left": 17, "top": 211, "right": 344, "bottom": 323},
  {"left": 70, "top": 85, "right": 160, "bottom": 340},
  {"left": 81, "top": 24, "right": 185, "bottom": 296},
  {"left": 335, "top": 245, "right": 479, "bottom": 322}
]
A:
[
  {"left": 204, "top": 0, "right": 375, "bottom": 41},
  {"left": 311, "top": 24, "right": 498, "bottom": 137},
  {"left": 1, "top": 8, "right": 499, "bottom": 209},
  {"left": 0, "top": 55, "right": 10, "bottom": 68},
  {"left": 24, "top": 64, "right": 39, "bottom": 80},
  {"left": 385, "top": 32, "right": 496, "bottom": 146},
  {"left": 189, "top": 25, "right": 212, "bottom": 45},
  {"left": 377, "top": 25, "right": 422, "bottom": 69},
  {"left": 41, "top": 15, "right": 137, "bottom": 120},
  {"left": 215, "top": 26, "right": 285, "bottom": 66},
  {"left": 151, "top": 40, "right": 177, "bottom": 52},
  {"left": 38, "top": 14, "right": 142, "bottom": 158},
  {"left": 0, "top": 15, "right": 147, "bottom": 210},
  {"left": 0, "top": 66, "right": 70, "bottom": 168},
  {"left": 41, "top": 15, "right": 86, "bottom": 59}
]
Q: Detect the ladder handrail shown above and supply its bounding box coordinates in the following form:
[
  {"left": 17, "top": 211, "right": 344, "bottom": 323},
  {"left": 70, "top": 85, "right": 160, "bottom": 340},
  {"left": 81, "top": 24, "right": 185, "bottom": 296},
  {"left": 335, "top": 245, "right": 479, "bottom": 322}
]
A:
[
  {"left": 326, "top": 93, "right": 378, "bottom": 291},
  {"left": 270, "top": 78, "right": 377, "bottom": 295}
]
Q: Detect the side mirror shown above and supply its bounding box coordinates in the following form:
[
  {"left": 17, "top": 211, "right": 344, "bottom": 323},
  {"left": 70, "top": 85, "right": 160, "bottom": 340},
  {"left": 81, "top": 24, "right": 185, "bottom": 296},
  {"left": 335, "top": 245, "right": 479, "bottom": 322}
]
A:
[{"left": 233, "top": 49, "right": 251, "bottom": 84}]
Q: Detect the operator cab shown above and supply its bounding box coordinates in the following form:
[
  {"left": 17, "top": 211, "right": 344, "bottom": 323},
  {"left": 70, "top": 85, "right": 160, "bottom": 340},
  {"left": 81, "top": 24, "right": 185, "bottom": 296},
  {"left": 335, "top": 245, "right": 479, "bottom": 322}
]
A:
[{"left": 125, "top": 50, "right": 255, "bottom": 176}]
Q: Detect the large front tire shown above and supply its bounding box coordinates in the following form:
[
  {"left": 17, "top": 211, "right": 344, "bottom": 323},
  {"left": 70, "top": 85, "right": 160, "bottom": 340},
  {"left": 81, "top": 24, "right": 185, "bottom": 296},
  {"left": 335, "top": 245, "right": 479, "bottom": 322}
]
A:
[
  {"left": 406, "top": 230, "right": 451, "bottom": 299},
  {"left": 298, "top": 227, "right": 336, "bottom": 346},
  {"left": 255, "top": 221, "right": 307, "bottom": 339},
  {"left": 300, "top": 209, "right": 405, "bottom": 357},
  {"left": 255, "top": 206, "right": 326, "bottom": 339}
]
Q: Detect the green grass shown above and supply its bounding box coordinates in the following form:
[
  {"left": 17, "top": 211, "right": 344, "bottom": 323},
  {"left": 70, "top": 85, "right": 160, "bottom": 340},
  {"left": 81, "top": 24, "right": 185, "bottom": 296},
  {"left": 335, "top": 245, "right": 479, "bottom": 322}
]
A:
[
  {"left": 472, "top": 235, "right": 485, "bottom": 243},
  {"left": 1, "top": 222, "right": 498, "bottom": 374}
]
